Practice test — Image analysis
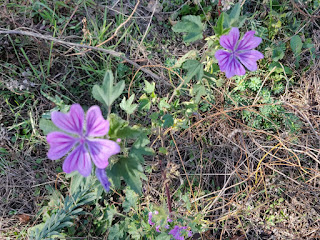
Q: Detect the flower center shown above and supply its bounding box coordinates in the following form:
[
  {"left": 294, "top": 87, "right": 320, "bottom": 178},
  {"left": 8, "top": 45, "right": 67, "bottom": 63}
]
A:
[{"left": 79, "top": 136, "right": 86, "bottom": 145}]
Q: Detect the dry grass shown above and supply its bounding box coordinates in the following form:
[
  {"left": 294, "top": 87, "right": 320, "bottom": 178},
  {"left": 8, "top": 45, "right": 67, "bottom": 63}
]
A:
[{"left": 0, "top": 0, "right": 320, "bottom": 239}]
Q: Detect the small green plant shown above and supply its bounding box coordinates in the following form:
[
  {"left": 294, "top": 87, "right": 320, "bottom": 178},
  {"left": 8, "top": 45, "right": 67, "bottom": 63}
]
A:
[{"left": 28, "top": 175, "right": 98, "bottom": 239}]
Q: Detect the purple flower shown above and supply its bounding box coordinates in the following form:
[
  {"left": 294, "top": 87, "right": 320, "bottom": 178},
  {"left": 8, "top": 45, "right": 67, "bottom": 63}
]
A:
[
  {"left": 169, "top": 225, "right": 192, "bottom": 240},
  {"left": 215, "top": 27, "right": 264, "bottom": 78},
  {"left": 156, "top": 225, "right": 161, "bottom": 232},
  {"left": 148, "top": 211, "right": 159, "bottom": 226},
  {"left": 46, "top": 104, "right": 120, "bottom": 177},
  {"left": 148, "top": 212, "right": 155, "bottom": 226},
  {"left": 96, "top": 168, "right": 111, "bottom": 192}
]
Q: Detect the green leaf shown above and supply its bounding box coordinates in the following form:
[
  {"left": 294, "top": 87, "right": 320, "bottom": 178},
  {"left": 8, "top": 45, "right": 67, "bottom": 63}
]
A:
[
  {"left": 294, "top": 56, "right": 301, "bottom": 68},
  {"left": 173, "top": 50, "right": 198, "bottom": 68},
  {"left": 122, "top": 188, "right": 138, "bottom": 212},
  {"left": 108, "top": 133, "right": 153, "bottom": 194},
  {"left": 39, "top": 118, "right": 60, "bottom": 135},
  {"left": 172, "top": 15, "right": 204, "bottom": 43},
  {"left": 182, "top": 194, "right": 192, "bottom": 210},
  {"left": 248, "top": 77, "right": 262, "bottom": 91},
  {"left": 116, "top": 126, "right": 142, "bottom": 139},
  {"left": 130, "top": 133, "right": 154, "bottom": 163},
  {"left": 150, "top": 112, "right": 162, "bottom": 125},
  {"left": 158, "top": 97, "right": 171, "bottom": 110},
  {"left": 92, "top": 70, "right": 125, "bottom": 108},
  {"left": 104, "top": 205, "right": 117, "bottom": 226},
  {"left": 290, "top": 35, "right": 302, "bottom": 55},
  {"left": 120, "top": 94, "right": 138, "bottom": 115},
  {"left": 192, "top": 84, "right": 206, "bottom": 103},
  {"left": 162, "top": 114, "right": 174, "bottom": 128},
  {"left": 96, "top": 205, "right": 117, "bottom": 235},
  {"left": 70, "top": 172, "right": 86, "bottom": 195},
  {"left": 229, "top": 2, "right": 241, "bottom": 21},
  {"left": 108, "top": 114, "right": 148, "bottom": 139},
  {"left": 108, "top": 156, "right": 145, "bottom": 194},
  {"left": 128, "top": 222, "right": 141, "bottom": 240},
  {"left": 156, "top": 233, "right": 172, "bottom": 240},
  {"left": 108, "top": 224, "right": 124, "bottom": 240},
  {"left": 138, "top": 95, "right": 151, "bottom": 111},
  {"left": 223, "top": 3, "right": 241, "bottom": 28},
  {"left": 159, "top": 147, "right": 167, "bottom": 154},
  {"left": 213, "top": 12, "right": 224, "bottom": 36},
  {"left": 108, "top": 113, "right": 127, "bottom": 138},
  {"left": 107, "top": 116, "right": 153, "bottom": 194},
  {"left": 223, "top": 3, "right": 246, "bottom": 28},
  {"left": 182, "top": 60, "right": 204, "bottom": 83},
  {"left": 144, "top": 80, "right": 155, "bottom": 94},
  {"left": 268, "top": 62, "right": 292, "bottom": 75},
  {"left": 272, "top": 42, "right": 285, "bottom": 62}
]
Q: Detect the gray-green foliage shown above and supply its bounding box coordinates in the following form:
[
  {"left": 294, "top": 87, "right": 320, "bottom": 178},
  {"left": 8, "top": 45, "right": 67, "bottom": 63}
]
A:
[
  {"left": 290, "top": 35, "right": 303, "bottom": 67},
  {"left": 213, "top": 13, "right": 229, "bottom": 36},
  {"left": 120, "top": 94, "right": 138, "bottom": 115},
  {"left": 182, "top": 60, "right": 204, "bottom": 83},
  {"left": 172, "top": 15, "right": 204, "bottom": 43},
  {"left": 143, "top": 80, "right": 156, "bottom": 94},
  {"left": 92, "top": 70, "right": 125, "bottom": 109},
  {"left": 230, "top": 75, "right": 301, "bottom": 132},
  {"left": 272, "top": 42, "right": 286, "bottom": 62},
  {"left": 122, "top": 188, "right": 139, "bottom": 212},
  {"left": 39, "top": 118, "right": 61, "bottom": 135},
  {"left": 107, "top": 114, "right": 154, "bottom": 194},
  {"left": 28, "top": 175, "right": 97, "bottom": 239},
  {"left": 223, "top": 2, "right": 246, "bottom": 28}
]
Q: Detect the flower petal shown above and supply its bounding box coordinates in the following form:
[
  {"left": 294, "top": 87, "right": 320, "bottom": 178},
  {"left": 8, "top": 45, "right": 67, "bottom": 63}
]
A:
[
  {"left": 169, "top": 226, "right": 185, "bottom": 240},
  {"left": 95, "top": 168, "right": 111, "bottom": 192},
  {"left": 51, "top": 104, "right": 84, "bottom": 135},
  {"left": 225, "top": 57, "right": 246, "bottom": 78},
  {"left": 47, "top": 132, "right": 78, "bottom": 160},
  {"left": 215, "top": 50, "right": 231, "bottom": 71},
  {"left": 148, "top": 212, "right": 155, "bottom": 226},
  {"left": 237, "top": 30, "right": 262, "bottom": 51},
  {"left": 86, "top": 139, "right": 120, "bottom": 169},
  {"left": 237, "top": 50, "right": 264, "bottom": 71},
  {"left": 63, "top": 145, "right": 92, "bottom": 177},
  {"left": 220, "top": 27, "right": 240, "bottom": 51},
  {"left": 169, "top": 226, "right": 180, "bottom": 236},
  {"left": 86, "top": 105, "right": 109, "bottom": 137}
]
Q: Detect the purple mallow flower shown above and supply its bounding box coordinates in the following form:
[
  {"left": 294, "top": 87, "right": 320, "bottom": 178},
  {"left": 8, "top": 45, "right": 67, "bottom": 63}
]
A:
[
  {"left": 215, "top": 27, "right": 264, "bottom": 78},
  {"left": 148, "top": 212, "right": 155, "bottom": 226},
  {"left": 96, "top": 168, "right": 111, "bottom": 192},
  {"left": 46, "top": 104, "right": 120, "bottom": 177},
  {"left": 169, "top": 226, "right": 192, "bottom": 240},
  {"left": 148, "top": 211, "right": 158, "bottom": 226},
  {"left": 169, "top": 225, "right": 192, "bottom": 240}
]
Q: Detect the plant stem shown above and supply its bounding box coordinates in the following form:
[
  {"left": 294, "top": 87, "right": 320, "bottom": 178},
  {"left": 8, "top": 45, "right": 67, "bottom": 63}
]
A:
[
  {"left": 165, "top": 182, "right": 172, "bottom": 213},
  {"left": 159, "top": 129, "right": 172, "bottom": 213}
]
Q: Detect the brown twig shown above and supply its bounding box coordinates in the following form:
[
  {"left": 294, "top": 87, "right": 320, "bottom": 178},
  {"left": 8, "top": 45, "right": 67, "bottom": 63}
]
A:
[
  {"left": 0, "top": 29, "right": 162, "bottom": 81},
  {"left": 59, "top": 5, "right": 79, "bottom": 37},
  {"left": 138, "top": 0, "right": 156, "bottom": 49},
  {"left": 218, "top": 0, "right": 221, "bottom": 16},
  {"left": 170, "top": 131, "right": 199, "bottom": 213}
]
